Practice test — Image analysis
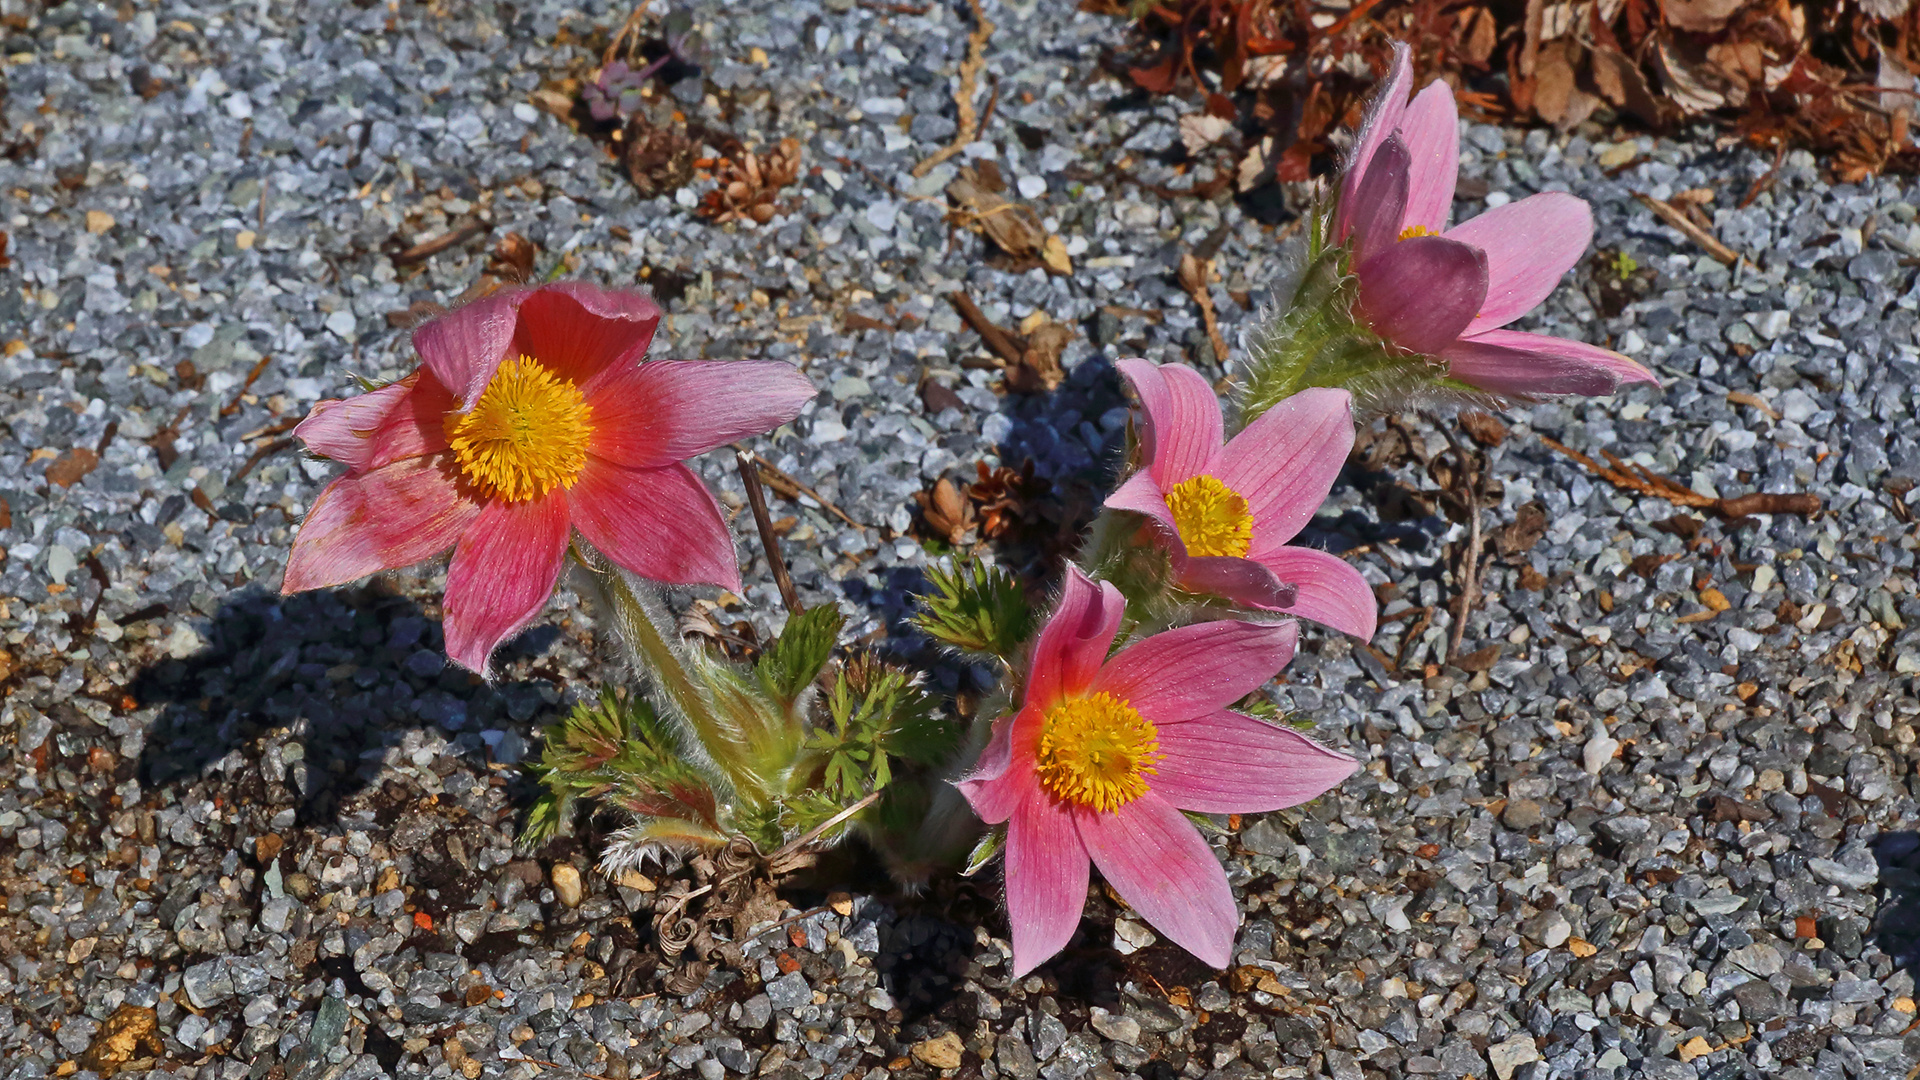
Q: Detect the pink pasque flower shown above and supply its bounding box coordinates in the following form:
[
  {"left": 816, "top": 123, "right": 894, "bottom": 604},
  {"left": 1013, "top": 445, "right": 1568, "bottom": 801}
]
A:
[
  {"left": 1105, "top": 360, "right": 1377, "bottom": 641},
  {"left": 283, "top": 282, "right": 816, "bottom": 676},
  {"left": 1335, "top": 43, "right": 1657, "bottom": 398},
  {"left": 957, "top": 567, "right": 1357, "bottom": 975}
]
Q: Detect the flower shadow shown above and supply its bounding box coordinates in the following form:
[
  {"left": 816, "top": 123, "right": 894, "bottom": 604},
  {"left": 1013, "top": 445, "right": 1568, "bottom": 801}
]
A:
[{"left": 129, "top": 579, "right": 567, "bottom": 829}]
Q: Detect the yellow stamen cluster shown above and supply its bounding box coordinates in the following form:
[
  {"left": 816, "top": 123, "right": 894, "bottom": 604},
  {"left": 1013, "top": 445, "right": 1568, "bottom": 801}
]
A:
[
  {"left": 444, "top": 355, "right": 595, "bottom": 502},
  {"left": 1398, "top": 224, "right": 1435, "bottom": 241},
  {"left": 1035, "top": 692, "right": 1160, "bottom": 813},
  {"left": 1165, "top": 474, "right": 1254, "bottom": 558}
]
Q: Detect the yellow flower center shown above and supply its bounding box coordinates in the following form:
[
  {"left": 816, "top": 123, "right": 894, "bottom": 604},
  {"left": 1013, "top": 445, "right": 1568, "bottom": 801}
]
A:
[
  {"left": 1398, "top": 224, "right": 1435, "bottom": 241},
  {"left": 1165, "top": 474, "right": 1254, "bottom": 558},
  {"left": 443, "top": 355, "right": 595, "bottom": 502},
  {"left": 1035, "top": 692, "right": 1161, "bottom": 813}
]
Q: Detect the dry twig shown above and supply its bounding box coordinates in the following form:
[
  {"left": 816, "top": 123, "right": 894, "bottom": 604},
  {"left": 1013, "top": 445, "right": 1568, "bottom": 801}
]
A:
[
  {"left": 734, "top": 450, "right": 802, "bottom": 613},
  {"left": 730, "top": 444, "right": 869, "bottom": 531},
  {"left": 911, "top": 0, "right": 995, "bottom": 178},
  {"left": 391, "top": 220, "right": 487, "bottom": 266},
  {"left": 1541, "top": 436, "right": 1821, "bottom": 519},
  {"left": 1177, "top": 252, "right": 1229, "bottom": 364},
  {"left": 1428, "top": 415, "right": 1485, "bottom": 663},
  {"left": 1632, "top": 192, "right": 1741, "bottom": 266}
]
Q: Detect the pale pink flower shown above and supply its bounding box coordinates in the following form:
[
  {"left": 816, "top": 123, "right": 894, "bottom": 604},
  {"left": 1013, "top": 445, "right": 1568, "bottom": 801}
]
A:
[
  {"left": 1335, "top": 43, "right": 1657, "bottom": 397},
  {"left": 283, "top": 282, "right": 816, "bottom": 676},
  {"left": 957, "top": 567, "right": 1357, "bottom": 975},
  {"left": 1105, "top": 360, "right": 1377, "bottom": 641}
]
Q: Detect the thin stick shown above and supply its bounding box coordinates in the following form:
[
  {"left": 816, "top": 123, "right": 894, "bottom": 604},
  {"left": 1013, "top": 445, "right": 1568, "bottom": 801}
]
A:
[
  {"left": 945, "top": 291, "right": 1025, "bottom": 366},
  {"left": 1429, "top": 415, "right": 1482, "bottom": 664},
  {"left": 392, "top": 220, "right": 487, "bottom": 266},
  {"left": 1632, "top": 192, "right": 1740, "bottom": 266},
  {"left": 601, "top": 0, "right": 655, "bottom": 67},
  {"left": 768, "top": 790, "right": 882, "bottom": 864},
  {"left": 735, "top": 450, "right": 803, "bottom": 614},
  {"left": 910, "top": 0, "right": 995, "bottom": 178},
  {"left": 729, "top": 443, "right": 868, "bottom": 530}
]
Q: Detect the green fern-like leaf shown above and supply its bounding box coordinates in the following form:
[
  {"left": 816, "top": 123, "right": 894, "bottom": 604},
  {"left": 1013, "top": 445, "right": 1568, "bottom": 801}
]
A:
[
  {"left": 805, "top": 656, "right": 955, "bottom": 801},
  {"left": 911, "top": 557, "right": 1035, "bottom": 660},
  {"left": 757, "top": 604, "right": 845, "bottom": 703},
  {"left": 521, "top": 688, "right": 724, "bottom": 849}
]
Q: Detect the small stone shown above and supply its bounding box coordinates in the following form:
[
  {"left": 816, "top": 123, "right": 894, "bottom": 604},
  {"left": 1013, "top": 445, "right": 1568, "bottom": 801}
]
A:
[
  {"left": 1112, "top": 917, "right": 1156, "bottom": 954},
  {"left": 764, "top": 971, "right": 810, "bottom": 1011},
  {"left": 740, "top": 994, "right": 773, "bottom": 1029},
  {"left": 1808, "top": 857, "right": 1877, "bottom": 890},
  {"left": 1677, "top": 1036, "right": 1714, "bottom": 1063},
  {"left": 181, "top": 959, "right": 233, "bottom": 1009},
  {"left": 1486, "top": 1034, "right": 1539, "bottom": 1080},
  {"left": 1732, "top": 980, "right": 1786, "bottom": 1021},
  {"left": 911, "top": 1032, "right": 965, "bottom": 1071},
  {"left": 550, "top": 864, "right": 583, "bottom": 907},
  {"left": 1501, "top": 799, "right": 1543, "bottom": 829},
  {"left": 1583, "top": 736, "right": 1619, "bottom": 775},
  {"left": 86, "top": 210, "right": 115, "bottom": 235},
  {"left": 1088, "top": 1008, "right": 1140, "bottom": 1045},
  {"left": 1525, "top": 910, "right": 1572, "bottom": 948},
  {"left": 1568, "top": 937, "right": 1597, "bottom": 958}
]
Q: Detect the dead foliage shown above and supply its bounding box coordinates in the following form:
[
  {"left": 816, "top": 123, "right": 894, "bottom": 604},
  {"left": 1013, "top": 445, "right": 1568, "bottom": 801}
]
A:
[
  {"left": 945, "top": 163, "right": 1072, "bottom": 276},
  {"left": 1541, "top": 435, "right": 1823, "bottom": 518},
  {"left": 1095, "top": 0, "right": 1920, "bottom": 185},
  {"left": 946, "top": 290, "right": 1075, "bottom": 394},
  {"left": 697, "top": 138, "right": 804, "bottom": 225}
]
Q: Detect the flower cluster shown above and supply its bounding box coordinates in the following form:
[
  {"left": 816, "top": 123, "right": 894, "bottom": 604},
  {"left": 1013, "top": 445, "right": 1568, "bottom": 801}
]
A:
[{"left": 277, "top": 36, "right": 1654, "bottom": 980}]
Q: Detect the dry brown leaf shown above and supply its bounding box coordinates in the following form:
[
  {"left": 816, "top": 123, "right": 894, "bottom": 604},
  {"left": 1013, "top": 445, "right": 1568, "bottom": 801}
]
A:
[
  {"left": 623, "top": 113, "right": 696, "bottom": 199},
  {"left": 1532, "top": 41, "right": 1580, "bottom": 125},
  {"left": 1658, "top": 0, "right": 1746, "bottom": 32},
  {"left": 947, "top": 166, "right": 1069, "bottom": 275},
  {"left": 46, "top": 447, "right": 100, "bottom": 488},
  {"left": 1590, "top": 44, "right": 1666, "bottom": 126},
  {"left": 1007, "top": 320, "right": 1073, "bottom": 394},
  {"left": 1459, "top": 7, "right": 1499, "bottom": 67},
  {"left": 1656, "top": 40, "right": 1728, "bottom": 115}
]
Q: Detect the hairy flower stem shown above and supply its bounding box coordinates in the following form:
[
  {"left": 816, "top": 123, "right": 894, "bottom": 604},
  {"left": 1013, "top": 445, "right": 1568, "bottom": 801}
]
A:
[{"left": 570, "top": 546, "right": 729, "bottom": 767}]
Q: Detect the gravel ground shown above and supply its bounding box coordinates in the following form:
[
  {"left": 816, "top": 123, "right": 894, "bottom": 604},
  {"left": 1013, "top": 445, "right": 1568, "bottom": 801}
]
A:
[{"left": 5, "top": 2, "right": 1920, "bottom": 1079}]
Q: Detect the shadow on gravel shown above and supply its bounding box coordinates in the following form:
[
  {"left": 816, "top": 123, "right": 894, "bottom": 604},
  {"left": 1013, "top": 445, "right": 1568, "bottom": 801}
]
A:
[
  {"left": 130, "top": 580, "right": 561, "bottom": 826},
  {"left": 1871, "top": 832, "right": 1920, "bottom": 973}
]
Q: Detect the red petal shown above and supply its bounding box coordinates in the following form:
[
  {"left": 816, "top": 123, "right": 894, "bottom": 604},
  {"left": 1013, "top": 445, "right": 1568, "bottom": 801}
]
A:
[
  {"left": 569, "top": 459, "right": 741, "bottom": 590},
  {"left": 584, "top": 360, "right": 816, "bottom": 469},
  {"left": 282, "top": 455, "right": 479, "bottom": 593},
  {"left": 441, "top": 490, "right": 571, "bottom": 677},
  {"left": 511, "top": 282, "right": 663, "bottom": 389}
]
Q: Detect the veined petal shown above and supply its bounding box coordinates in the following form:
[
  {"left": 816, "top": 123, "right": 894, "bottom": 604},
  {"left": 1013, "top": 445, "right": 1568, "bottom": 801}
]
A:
[
  {"left": 1092, "top": 619, "right": 1298, "bottom": 726},
  {"left": 1153, "top": 711, "right": 1359, "bottom": 813},
  {"left": 1104, "top": 470, "right": 1184, "bottom": 556},
  {"left": 1216, "top": 387, "right": 1354, "bottom": 549},
  {"left": 282, "top": 455, "right": 480, "bottom": 593},
  {"left": 1006, "top": 786, "right": 1091, "bottom": 978},
  {"left": 365, "top": 371, "right": 455, "bottom": 471},
  {"left": 955, "top": 706, "right": 1042, "bottom": 825},
  {"left": 1336, "top": 41, "right": 1413, "bottom": 244},
  {"left": 1249, "top": 545, "right": 1379, "bottom": 640},
  {"left": 441, "top": 489, "right": 572, "bottom": 678},
  {"left": 1354, "top": 235, "right": 1487, "bottom": 355},
  {"left": 1176, "top": 555, "right": 1296, "bottom": 610},
  {"left": 584, "top": 360, "right": 816, "bottom": 469},
  {"left": 294, "top": 376, "right": 418, "bottom": 473},
  {"left": 570, "top": 458, "right": 741, "bottom": 591},
  {"left": 1025, "top": 567, "right": 1125, "bottom": 712},
  {"left": 1346, "top": 136, "right": 1410, "bottom": 267},
  {"left": 511, "top": 282, "right": 664, "bottom": 389},
  {"left": 1399, "top": 80, "right": 1460, "bottom": 235},
  {"left": 413, "top": 288, "right": 530, "bottom": 414},
  {"left": 1441, "top": 328, "right": 1658, "bottom": 398},
  {"left": 1445, "top": 192, "right": 1592, "bottom": 332},
  {"left": 1076, "top": 793, "right": 1237, "bottom": 970},
  {"left": 1115, "top": 359, "right": 1223, "bottom": 487}
]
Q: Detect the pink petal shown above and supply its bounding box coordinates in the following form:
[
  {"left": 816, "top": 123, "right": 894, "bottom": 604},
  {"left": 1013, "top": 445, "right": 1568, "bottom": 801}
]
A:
[
  {"left": 294, "top": 376, "right": 418, "bottom": 473},
  {"left": 1398, "top": 80, "right": 1460, "bottom": 235},
  {"left": 1093, "top": 619, "right": 1298, "bottom": 725},
  {"left": 1024, "top": 567, "right": 1125, "bottom": 712},
  {"left": 1336, "top": 41, "right": 1413, "bottom": 244},
  {"left": 1345, "top": 135, "right": 1410, "bottom": 267},
  {"left": 1103, "top": 470, "right": 1184, "bottom": 556},
  {"left": 569, "top": 458, "right": 741, "bottom": 591},
  {"left": 1175, "top": 556, "right": 1296, "bottom": 610},
  {"left": 511, "top": 282, "right": 664, "bottom": 389},
  {"left": 1249, "top": 545, "right": 1379, "bottom": 640},
  {"left": 282, "top": 455, "right": 481, "bottom": 593},
  {"left": 1115, "top": 359, "right": 1223, "bottom": 488},
  {"left": 1441, "top": 328, "right": 1659, "bottom": 398},
  {"left": 441, "top": 490, "right": 572, "bottom": 677},
  {"left": 584, "top": 360, "right": 817, "bottom": 469},
  {"left": 1153, "top": 710, "right": 1359, "bottom": 814},
  {"left": 1006, "top": 785, "right": 1091, "bottom": 978},
  {"left": 1354, "top": 235, "right": 1487, "bottom": 355},
  {"left": 365, "top": 371, "right": 455, "bottom": 471},
  {"left": 1075, "top": 793, "right": 1237, "bottom": 969},
  {"left": 955, "top": 706, "right": 1041, "bottom": 825},
  {"left": 1216, "top": 387, "right": 1354, "bottom": 549},
  {"left": 1445, "top": 192, "right": 1592, "bottom": 332},
  {"left": 413, "top": 287, "right": 530, "bottom": 414}
]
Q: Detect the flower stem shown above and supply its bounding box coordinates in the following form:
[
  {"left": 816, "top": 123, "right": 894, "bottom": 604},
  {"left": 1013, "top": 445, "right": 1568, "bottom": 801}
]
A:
[{"left": 571, "top": 547, "right": 727, "bottom": 755}]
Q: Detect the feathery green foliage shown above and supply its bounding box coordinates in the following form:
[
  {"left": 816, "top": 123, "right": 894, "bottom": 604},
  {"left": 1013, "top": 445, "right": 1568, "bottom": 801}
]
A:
[
  {"left": 912, "top": 556, "right": 1036, "bottom": 660},
  {"left": 523, "top": 688, "right": 717, "bottom": 848},
  {"left": 756, "top": 604, "right": 845, "bottom": 703},
  {"left": 805, "top": 655, "right": 954, "bottom": 799}
]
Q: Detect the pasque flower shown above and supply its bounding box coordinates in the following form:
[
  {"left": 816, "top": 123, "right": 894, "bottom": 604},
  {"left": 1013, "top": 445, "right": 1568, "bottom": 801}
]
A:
[
  {"left": 957, "top": 567, "right": 1358, "bottom": 975},
  {"left": 283, "top": 282, "right": 816, "bottom": 676},
  {"left": 1105, "top": 360, "right": 1377, "bottom": 641},
  {"left": 1334, "top": 43, "right": 1656, "bottom": 398}
]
